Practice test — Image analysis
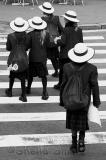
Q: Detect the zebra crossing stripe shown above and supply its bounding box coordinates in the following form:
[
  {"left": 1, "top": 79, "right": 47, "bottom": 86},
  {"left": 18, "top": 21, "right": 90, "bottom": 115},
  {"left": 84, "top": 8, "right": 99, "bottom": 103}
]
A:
[
  {"left": 0, "top": 94, "right": 105, "bottom": 104},
  {"left": 83, "top": 29, "right": 106, "bottom": 33},
  {"left": 0, "top": 111, "right": 105, "bottom": 122},
  {"left": 0, "top": 50, "right": 106, "bottom": 57},
  {"left": 0, "top": 36, "right": 104, "bottom": 43},
  {"left": 0, "top": 43, "right": 106, "bottom": 49},
  {"left": 0, "top": 132, "right": 106, "bottom": 147},
  {"left": 1, "top": 58, "right": 106, "bottom": 65},
  {"left": 0, "top": 69, "right": 106, "bottom": 75},
  {"left": 0, "top": 80, "right": 105, "bottom": 88}
]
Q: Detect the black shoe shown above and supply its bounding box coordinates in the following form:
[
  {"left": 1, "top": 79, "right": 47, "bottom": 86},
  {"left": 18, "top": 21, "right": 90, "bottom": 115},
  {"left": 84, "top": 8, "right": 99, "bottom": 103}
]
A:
[
  {"left": 52, "top": 72, "right": 59, "bottom": 78},
  {"left": 78, "top": 140, "right": 85, "bottom": 152},
  {"left": 54, "top": 83, "right": 60, "bottom": 90},
  {"left": 42, "top": 91, "right": 49, "bottom": 100},
  {"left": 26, "top": 87, "right": 31, "bottom": 94},
  {"left": 19, "top": 95, "right": 27, "bottom": 102},
  {"left": 5, "top": 89, "right": 12, "bottom": 97},
  {"left": 70, "top": 144, "right": 77, "bottom": 153}
]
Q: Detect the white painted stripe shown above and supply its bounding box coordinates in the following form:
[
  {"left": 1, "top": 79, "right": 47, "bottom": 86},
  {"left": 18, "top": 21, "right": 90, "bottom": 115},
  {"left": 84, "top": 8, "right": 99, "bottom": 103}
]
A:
[
  {"left": 47, "top": 59, "right": 106, "bottom": 64},
  {"left": 0, "top": 132, "right": 106, "bottom": 147},
  {"left": 83, "top": 36, "right": 104, "bottom": 40},
  {"left": 0, "top": 80, "right": 105, "bottom": 89},
  {"left": 0, "top": 50, "right": 106, "bottom": 57},
  {"left": 0, "top": 111, "right": 105, "bottom": 122},
  {"left": 1, "top": 58, "right": 106, "bottom": 66},
  {"left": 85, "top": 43, "right": 106, "bottom": 46},
  {"left": 0, "top": 36, "right": 104, "bottom": 43},
  {"left": 0, "top": 43, "right": 106, "bottom": 49},
  {"left": 83, "top": 29, "right": 106, "bottom": 33},
  {"left": 0, "top": 94, "right": 105, "bottom": 104},
  {"left": 0, "top": 81, "right": 58, "bottom": 88},
  {"left": 0, "top": 69, "right": 106, "bottom": 75}
]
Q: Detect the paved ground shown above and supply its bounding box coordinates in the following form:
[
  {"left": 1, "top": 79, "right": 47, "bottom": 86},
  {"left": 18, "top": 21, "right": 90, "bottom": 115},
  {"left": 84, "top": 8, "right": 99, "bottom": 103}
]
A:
[{"left": 0, "top": 0, "right": 106, "bottom": 33}]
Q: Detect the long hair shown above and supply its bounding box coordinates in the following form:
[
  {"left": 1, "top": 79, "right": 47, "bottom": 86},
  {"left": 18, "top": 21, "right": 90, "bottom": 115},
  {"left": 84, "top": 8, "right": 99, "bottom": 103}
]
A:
[
  {"left": 40, "top": 29, "right": 47, "bottom": 45},
  {"left": 65, "top": 21, "right": 78, "bottom": 31}
]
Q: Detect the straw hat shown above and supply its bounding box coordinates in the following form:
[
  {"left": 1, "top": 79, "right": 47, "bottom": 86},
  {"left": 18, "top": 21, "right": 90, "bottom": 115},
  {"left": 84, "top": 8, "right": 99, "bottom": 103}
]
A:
[
  {"left": 68, "top": 43, "right": 95, "bottom": 63},
  {"left": 62, "top": 10, "right": 79, "bottom": 23},
  {"left": 10, "top": 17, "right": 29, "bottom": 32},
  {"left": 28, "top": 17, "right": 47, "bottom": 30},
  {"left": 39, "top": 2, "right": 54, "bottom": 14}
]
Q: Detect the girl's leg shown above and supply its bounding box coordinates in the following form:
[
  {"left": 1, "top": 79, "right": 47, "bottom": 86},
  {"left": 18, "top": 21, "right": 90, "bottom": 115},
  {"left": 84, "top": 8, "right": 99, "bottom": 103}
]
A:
[
  {"left": 26, "top": 76, "right": 33, "bottom": 94},
  {"left": 5, "top": 77, "right": 14, "bottom": 97},
  {"left": 78, "top": 130, "right": 85, "bottom": 152},
  {"left": 41, "top": 76, "right": 49, "bottom": 100},
  {"left": 19, "top": 78, "right": 27, "bottom": 102},
  {"left": 70, "top": 130, "right": 78, "bottom": 153}
]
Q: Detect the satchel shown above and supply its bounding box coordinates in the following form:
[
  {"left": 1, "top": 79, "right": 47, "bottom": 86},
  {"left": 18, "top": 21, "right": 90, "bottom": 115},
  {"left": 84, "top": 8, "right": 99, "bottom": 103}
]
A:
[
  {"left": 7, "top": 34, "right": 28, "bottom": 72},
  {"left": 62, "top": 64, "right": 89, "bottom": 111}
]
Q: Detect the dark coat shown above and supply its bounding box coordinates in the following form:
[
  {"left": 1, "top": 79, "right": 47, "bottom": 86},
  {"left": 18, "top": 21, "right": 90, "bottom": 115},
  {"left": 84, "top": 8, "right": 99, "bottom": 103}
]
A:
[
  {"left": 42, "top": 15, "right": 63, "bottom": 58},
  {"left": 26, "top": 30, "right": 54, "bottom": 62},
  {"left": 6, "top": 32, "right": 27, "bottom": 52},
  {"left": 57, "top": 25, "right": 83, "bottom": 59},
  {"left": 60, "top": 61, "right": 101, "bottom": 130},
  {"left": 60, "top": 61, "right": 101, "bottom": 109}
]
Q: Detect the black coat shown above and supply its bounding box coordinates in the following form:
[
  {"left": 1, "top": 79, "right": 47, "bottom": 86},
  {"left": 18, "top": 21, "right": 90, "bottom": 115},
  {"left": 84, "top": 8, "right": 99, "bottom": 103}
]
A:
[
  {"left": 60, "top": 61, "right": 101, "bottom": 130},
  {"left": 42, "top": 15, "right": 63, "bottom": 58},
  {"left": 26, "top": 30, "right": 54, "bottom": 62},
  {"left": 57, "top": 25, "right": 83, "bottom": 59},
  {"left": 60, "top": 61, "right": 101, "bottom": 109}
]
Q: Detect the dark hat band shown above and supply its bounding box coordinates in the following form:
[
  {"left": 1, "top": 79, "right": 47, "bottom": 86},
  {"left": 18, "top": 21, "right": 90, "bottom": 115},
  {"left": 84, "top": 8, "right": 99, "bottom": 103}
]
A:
[
  {"left": 74, "top": 49, "right": 88, "bottom": 56},
  {"left": 65, "top": 13, "right": 77, "bottom": 19},
  {"left": 32, "top": 21, "right": 42, "bottom": 26},
  {"left": 43, "top": 5, "right": 52, "bottom": 10},
  {"left": 14, "top": 22, "right": 25, "bottom": 28}
]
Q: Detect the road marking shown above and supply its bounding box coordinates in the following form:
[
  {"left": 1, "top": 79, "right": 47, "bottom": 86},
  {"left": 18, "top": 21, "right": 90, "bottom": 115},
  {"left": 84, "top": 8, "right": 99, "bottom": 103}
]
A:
[
  {"left": 0, "top": 69, "right": 106, "bottom": 75},
  {"left": 0, "top": 80, "right": 105, "bottom": 88},
  {"left": 0, "top": 132, "right": 106, "bottom": 147},
  {"left": 0, "top": 94, "right": 105, "bottom": 104},
  {"left": 0, "top": 111, "right": 105, "bottom": 122},
  {"left": 1, "top": 58, "right": 106, "bottom": 66},
  {"left": 1, "top": 43, "right": 106, "bottom": 49},
  {"left": 0, "top": 50, "right": 106, "bottom": 57},
  {"left": 0, "top": 36, "right": 104, "bottom": 43},
  {"left": 83, "top": 29, "right": 106, "bottom": 33}
]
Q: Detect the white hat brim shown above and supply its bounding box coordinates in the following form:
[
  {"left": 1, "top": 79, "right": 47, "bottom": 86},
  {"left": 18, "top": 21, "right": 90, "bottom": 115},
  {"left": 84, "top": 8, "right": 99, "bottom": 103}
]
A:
[
  {"left": 10, "top": 20, "right": 29, "bottom": 32},
  {"left": 62, "top": 15, "right": 79, "bottom": 23},
  {"left": 28, "top": 19, "right": 47, "bottom": 30},
  {"left": 39, "top": 5, "right": 54, "bottom": 14},
  {"left": 68, "top": 47, "right": 95, "bottom": 63}
]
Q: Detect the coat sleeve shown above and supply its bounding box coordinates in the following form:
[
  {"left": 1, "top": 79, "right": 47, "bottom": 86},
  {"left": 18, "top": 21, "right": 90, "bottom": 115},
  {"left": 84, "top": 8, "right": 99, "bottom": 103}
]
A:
[
  {"left": 90, "top": 66, "right": 101, "bottom": 107},
  {"left": 57, "top": 16, "right": 64, "bottom": 34},
  {"left": 60, "top": 64, "right": 68, "bottom": 106},
  {"left": 6, "top": 34, "right": 12, "bottom": 51},
  {"left": 56, "top": 28, "right": 67, "bottom": 46}
]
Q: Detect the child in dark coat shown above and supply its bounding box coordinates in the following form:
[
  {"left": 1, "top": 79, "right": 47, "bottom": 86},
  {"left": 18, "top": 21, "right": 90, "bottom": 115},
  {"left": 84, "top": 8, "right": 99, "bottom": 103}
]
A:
[{"left": 60, "top": 43, "right": 101, "bottom": 153}]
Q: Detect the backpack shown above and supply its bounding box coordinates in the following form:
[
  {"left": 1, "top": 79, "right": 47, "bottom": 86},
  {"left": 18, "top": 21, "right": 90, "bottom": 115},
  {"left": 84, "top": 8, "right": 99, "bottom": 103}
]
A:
[
  {"left": 7, "top": 34, "right": 28, "bottom": 73},
  {"left": 62, "top": 63, "right": 89, "bottom": 111}
]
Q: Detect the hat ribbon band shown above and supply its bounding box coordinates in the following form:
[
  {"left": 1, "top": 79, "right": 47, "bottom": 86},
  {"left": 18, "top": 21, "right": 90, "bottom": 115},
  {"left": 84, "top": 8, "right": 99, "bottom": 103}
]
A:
[
  {"left": 74, "top": 49, "right": 88, "bottom": 56},
  {"left": 32, "top": 21, "right": 42, "bottom": 26},
  {"left": 43, "top": 5, "right": 52, "bottom": 10},
  {"left": 65, "top": 13, "right": 77, "bottom": 19},
  {"left": 14, "top": 22, "right": 25, "bottom": 28}
]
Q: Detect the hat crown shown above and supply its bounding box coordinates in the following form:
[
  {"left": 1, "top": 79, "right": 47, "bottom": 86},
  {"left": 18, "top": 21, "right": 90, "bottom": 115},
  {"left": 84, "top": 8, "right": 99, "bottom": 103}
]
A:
[
  {"left": 32, "top": 16, "right": 43, "bottom": 24},
  {"left": 43, "top": 2, "right": 52, "bottom": 9},
  {"left": 66, "top": 10, "right": 77, "bottom": 17},
  {"left": 74, "top": 43, "right": 88, "bottom": 55},
  {"left": 14, "top": 17, "right": 25, "bottom": 26}
]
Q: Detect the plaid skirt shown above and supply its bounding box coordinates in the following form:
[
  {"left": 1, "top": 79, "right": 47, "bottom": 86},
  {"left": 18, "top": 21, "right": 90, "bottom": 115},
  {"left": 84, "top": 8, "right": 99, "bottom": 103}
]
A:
[
  {"left": 28, "top": 62, "right": 48, "bottom": 78},
  {"left": 66, "top": 110, "right": 89, "bottom": 131}
]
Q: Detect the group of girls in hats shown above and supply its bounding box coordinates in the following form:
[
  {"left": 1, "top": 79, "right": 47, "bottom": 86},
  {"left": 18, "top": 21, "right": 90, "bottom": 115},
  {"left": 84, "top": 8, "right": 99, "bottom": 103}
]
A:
[{"left": 5, "top": 2, "right": 101, "bottom": 154}]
